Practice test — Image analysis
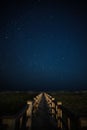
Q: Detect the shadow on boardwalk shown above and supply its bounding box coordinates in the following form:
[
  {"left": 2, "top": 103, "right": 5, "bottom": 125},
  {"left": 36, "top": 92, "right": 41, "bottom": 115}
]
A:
[{"left": 32, "top": 95, "right": 58, "bottom": 130}]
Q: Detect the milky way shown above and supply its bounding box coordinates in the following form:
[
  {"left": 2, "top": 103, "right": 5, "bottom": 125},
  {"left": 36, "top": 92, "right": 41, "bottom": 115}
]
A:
[{"left": 0, "top": 0, "right": 87, "bottom": 91}]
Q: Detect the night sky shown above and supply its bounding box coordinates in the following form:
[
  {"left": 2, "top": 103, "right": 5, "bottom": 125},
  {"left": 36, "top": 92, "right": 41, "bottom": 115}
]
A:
[{"left": 0, "top": 0, "right": 87, "bottom": 91}]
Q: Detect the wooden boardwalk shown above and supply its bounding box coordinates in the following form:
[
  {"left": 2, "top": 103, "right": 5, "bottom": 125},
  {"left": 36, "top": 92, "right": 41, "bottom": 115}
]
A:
[
  {"left": 32, "top": 94, "right": 58, "bottom": 130},
  {"left": 1, "top": 92, "right": 86, "bottom": 130}
]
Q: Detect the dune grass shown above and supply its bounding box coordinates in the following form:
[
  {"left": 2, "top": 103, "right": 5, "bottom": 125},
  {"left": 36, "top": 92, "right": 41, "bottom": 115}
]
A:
[
  {"left": 50, "top": 91, "right": 87, "bottom": 115},
  {"left": 0, "top": 92, "right": 38, "bottom": 115}
]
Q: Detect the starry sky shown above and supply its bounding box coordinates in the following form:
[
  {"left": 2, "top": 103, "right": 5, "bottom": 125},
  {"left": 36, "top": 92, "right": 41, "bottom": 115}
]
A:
[{"left": 0, "top": 0, "right": 87, "bottom": 91}]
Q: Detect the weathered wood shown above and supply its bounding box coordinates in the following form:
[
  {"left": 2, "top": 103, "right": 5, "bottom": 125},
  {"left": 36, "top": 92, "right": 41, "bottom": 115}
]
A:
[
  {"left": 52, "top": 98, "right": 56, "bottom": 117},
  {"left": 26, "top": 101, "right": 33, "bottom": 130},
  {"left": 57, "top": 102, "right": 62, "bottom": 129},
  {"left": 1, "top": 92, "right": 87, "bottom": 130},
  {"left": 67, "top": 118, "right": 70, "bottom": 130},
  {"left": 32, "top": 93, "right": 58, "bottom": 130}
]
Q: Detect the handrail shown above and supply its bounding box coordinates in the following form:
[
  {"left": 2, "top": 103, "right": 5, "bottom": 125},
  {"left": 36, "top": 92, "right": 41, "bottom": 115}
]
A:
[
  {"left": 44, "top": 92, "right": 87, "bottom": 130},
  {"left": 0, "top": 92, "right": 87, "bottom": 130}
]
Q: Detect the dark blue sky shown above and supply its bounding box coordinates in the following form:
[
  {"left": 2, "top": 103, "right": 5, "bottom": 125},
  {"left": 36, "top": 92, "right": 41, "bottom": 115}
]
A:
[{"left": 0, "top": 0, "right": 87, "bottom": 91}]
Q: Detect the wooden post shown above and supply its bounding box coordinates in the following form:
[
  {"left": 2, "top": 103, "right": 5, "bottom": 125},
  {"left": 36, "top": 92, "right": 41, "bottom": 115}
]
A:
[
  {"left": 2, "top": 118, "right": 16, "bottom": 130},
  {"left": 19, "top": 116, "right": 23, "bottom": 129},
  {"left": 67, "top": 117, "right": 71, "bottom": 130},
  {"left": 52, "top": 98, "right": 56, "bottom": 117},
  {"left": 56, "top": 104, "right": 58, "bottom": 119},
  {"left": 57, "top": 102, "right": 62, "bottom": 129},
  {"left": 26, "top": 101, "right": 32, "bottom": 130}
]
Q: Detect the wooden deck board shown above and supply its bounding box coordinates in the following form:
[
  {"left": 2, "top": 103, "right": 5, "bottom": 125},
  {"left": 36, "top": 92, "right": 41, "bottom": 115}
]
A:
[{"left": 32, "top": 94, "right": 58, "bottom": 130}]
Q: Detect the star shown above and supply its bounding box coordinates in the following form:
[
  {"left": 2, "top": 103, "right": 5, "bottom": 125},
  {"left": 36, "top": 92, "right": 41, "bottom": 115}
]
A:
[
  {"left": 33, "top": 62, "right": 38, "bottom": 66},
  {"left": 60, "top": 72, "right": 63, "bottom": 81},
  {"left": 48, "top": 65, "right": 52, "bottom": 71},
  {"left": 17, "top": 27, "right": 21, "bottom": 31},
  {"left": 62, "top": 57, "right": 64, "bottom": 60},
  {"left": 50, "top": 15, "right": 54, "bottom": 19},
  {"left": 38, "top": 0, "right": 41, "bottom": 2},
  {"left": 33, "top": 54, "right": 37, "bottom": 57},
  {"left": 42, "top": 65, "right": 45, "bottom": 71},
  {"left": 17, "top": 55, "right": 23, "bottom": 64},
  {"left": 5, "top": 35, "right": 8, "bottom": 39}
]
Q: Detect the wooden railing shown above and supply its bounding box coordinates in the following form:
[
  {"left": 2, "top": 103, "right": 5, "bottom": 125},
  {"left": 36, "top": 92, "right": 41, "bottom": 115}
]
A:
[
  {"left": 44, "top": 92, "right": 87, "bottom": 130},
  {"left": 0, "top": 93, "right": 43, "bottom": 130},
  {"left": 0, "top": 92, "right": 87, "bottom": 130},
  {"left": 32, "top": 93, "right": 43, "bottom": 114},
  {"left": 0, "top": 105, "right": 28, "bottom": 130}
]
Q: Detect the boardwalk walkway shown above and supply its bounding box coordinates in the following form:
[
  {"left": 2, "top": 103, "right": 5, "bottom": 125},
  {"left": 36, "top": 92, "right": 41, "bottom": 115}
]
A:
[{"left": 32, "top": 94, "right": 58, "bottom": 130}]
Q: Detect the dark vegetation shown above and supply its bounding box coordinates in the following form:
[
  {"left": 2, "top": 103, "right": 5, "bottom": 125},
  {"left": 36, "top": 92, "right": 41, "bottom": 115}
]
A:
[
  {"left": 0, "top": 92, "right": 39, "bottom": 116},
  {"left": 0, "top": 91, "right": 87, "bottom": 116},
  {"left": 50, "top": 91, "right": 87, "bottom": 115}
]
